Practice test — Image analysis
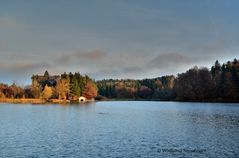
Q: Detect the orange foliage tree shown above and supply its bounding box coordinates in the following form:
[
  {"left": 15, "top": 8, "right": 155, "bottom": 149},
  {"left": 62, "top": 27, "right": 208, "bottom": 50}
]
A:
[
  {"left": 56, "top": 79, "right": 70, "bottom": 100},
  {"left": 83, "top": 80, "right": 98, "bottom": 99},
  {"left": 41, "top": 85, "right": 53, "bottom": 100}
]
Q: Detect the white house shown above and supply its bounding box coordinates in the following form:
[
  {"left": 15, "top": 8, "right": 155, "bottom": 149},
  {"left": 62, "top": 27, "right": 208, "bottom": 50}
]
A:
[{"left": 79, "top": 96, "right": 86, "bottom": 103}]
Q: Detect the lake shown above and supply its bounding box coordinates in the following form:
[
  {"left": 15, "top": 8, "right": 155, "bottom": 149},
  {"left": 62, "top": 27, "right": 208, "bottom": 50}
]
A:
[{"left": 0, "top": 101, "right": 239, "bottom": 158}]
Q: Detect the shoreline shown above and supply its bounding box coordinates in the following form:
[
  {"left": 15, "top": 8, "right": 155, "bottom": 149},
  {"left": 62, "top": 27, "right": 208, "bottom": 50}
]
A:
[
  {"left": 99, "top": 98, "right": 239, "bottom": 103},
  {"left": 0, "top": 98, "right": 239, "bottom": 104},
  {"left": 0, "top": 98, "right": 69, "bottom": 104},
  {"left": 0, "top": 98, "right": 97, "bottom": 104}
]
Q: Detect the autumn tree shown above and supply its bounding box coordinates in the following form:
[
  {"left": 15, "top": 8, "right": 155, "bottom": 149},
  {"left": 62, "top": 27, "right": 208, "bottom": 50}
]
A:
[
  {"left": 83, "top": 80, "right": 98, "bottom": 99},
  {"left": 139, "top": 86, "right": 152, "bottom": 99},
  {"left": 10, "top": 82, "right": 24, "bottom": 98},
  {"left": 0, "top": 83, "right": 7, "bottom": 98},
  {"left": 0, "top": 91, "right": 5, "bottom": 98},
  {"left": 31, "top": 79, "right": 41, "bottom": 98},
  {"left": 56, "top": 78, "right": 70, "bottom": 100},
  {"left": 115, "top": 82, "right": 126, "bottom": 98},
  {"left": 41, "top": 85, "right": 53, "bottom": 100},
  {"left": 24, "top": 86, "right": 35, "bottom": 98},
  {"left": 96, "top": 76, "right": 175, "bottom": 99}
]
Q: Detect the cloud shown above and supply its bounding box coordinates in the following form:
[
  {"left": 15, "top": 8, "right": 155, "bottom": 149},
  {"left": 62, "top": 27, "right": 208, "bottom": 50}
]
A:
[
  {"left": 53, "top": 49, "right": 148, "bottom": 73},
  {"left": 55, "top": 50, "right": 106, "bottom": 65},
  {"left": 8, "top": 63, "right": 50, "bottom": 73},
  {"left": 76, "top": 50, "right": 106, "bottom": 60},
  {"left": 88, "top": 65, "right": 147, "bottom": 80},
  {"left": 0, "top": 48, "right": 149, "bottom": 82},
  {"left": 147, "top": 53, "right": 209, "bottom": 75},
  {"left": 0, "top": 50, "right": 216, "bottom": 83},
  {"left": 90, "top": 53, "right": 206, "bottom": 79},
  {"left": 0, "top": 62, "right": 51, "bottom": 83},
  {"left": 150, "top": 53, "right": 205, "bottom": 66},
  {"left": 122, "top": 66, "right": 143, "bottom": 73}
]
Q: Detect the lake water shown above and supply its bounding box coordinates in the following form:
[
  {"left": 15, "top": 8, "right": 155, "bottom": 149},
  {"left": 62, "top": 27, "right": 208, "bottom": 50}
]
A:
[{"left": 0, "top": 101, "right": 239, "bottom": 158}]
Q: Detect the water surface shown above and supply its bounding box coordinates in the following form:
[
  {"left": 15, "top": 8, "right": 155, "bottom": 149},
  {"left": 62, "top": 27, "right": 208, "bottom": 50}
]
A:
[{"left": 0, "top": 101, "right": 239, "bottom": 157}]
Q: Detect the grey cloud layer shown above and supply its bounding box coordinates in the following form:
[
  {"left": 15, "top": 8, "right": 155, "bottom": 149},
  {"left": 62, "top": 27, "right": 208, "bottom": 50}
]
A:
[
  {"left": 0, "top": 49, "right": 225, "bottom": 83},
  {"left": 149, "top": 53, "right": 203, "bottom": 67},
  {"left": 1, "top": 0, "right": 239, "bottom": 84},
  {"left": 0, "top": 62, "right": 50, "bottom": 83},
  {"left": 55, "top": 50, "right": 106, "bottom": 65}
]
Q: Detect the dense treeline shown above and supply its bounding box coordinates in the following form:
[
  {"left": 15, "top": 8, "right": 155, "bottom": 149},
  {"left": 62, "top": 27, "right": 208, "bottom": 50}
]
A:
[
  {"left": 31, "top": 71, "right": 98, "bottom": 100},
  {"left": 0, "top": 82, "right": 25, "bottom": 99},
  {"left": 97, "top": 59, "right": 239, "bottom": 102},
  {"left": 97, "top": 76, "right": 175, "bottom": 100},
  {"left": 0, "top": 71, "right": 98, "bottom": 100},
  {"left": 1, "top": 59, "right": 239, "bottom": 102},
  {"left": 174, "top": 59, "right": 239, "bottom": 101}
]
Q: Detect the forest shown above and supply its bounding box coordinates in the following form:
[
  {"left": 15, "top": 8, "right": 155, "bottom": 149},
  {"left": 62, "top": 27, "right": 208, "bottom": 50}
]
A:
[
  {"left": 97, "top": 59, "right": 239, "bottom": 102},
  {"left": 0, "top": 72, "right": 98, "bottom": 101},
  {"left": 97, "top": 76, "right": 174, "bottom": 100},
  {"left": 0, "top": 58, "right": 239, "bottom": 102}
]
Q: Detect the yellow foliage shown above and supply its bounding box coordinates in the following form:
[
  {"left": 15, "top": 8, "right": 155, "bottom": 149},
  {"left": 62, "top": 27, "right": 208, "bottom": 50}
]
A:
[{"left": 41, "top": 85, "right": 53, "bottom": 99}]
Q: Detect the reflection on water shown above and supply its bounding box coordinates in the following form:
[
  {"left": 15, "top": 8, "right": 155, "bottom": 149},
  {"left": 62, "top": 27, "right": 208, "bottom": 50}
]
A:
[{"left": 0, "top": 101, "right": 239, "bottom": 157}]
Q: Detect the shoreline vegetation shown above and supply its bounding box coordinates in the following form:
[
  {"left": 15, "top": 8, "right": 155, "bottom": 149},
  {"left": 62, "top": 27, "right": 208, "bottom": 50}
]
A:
[
  {"left": 1, "top": 58, "right": 239, "bottom": 104},
  {"left": 96, "top": 58, "right": 239, "bottom": 103},
  {"left": 1, "top": 98, "right": 239, "bottom": 105},
  {"left": 0, "top": 98, "right": 95, "bottom": 104},
  {"left": 0, "top": 98, "right": 71, "bottom": 104}
]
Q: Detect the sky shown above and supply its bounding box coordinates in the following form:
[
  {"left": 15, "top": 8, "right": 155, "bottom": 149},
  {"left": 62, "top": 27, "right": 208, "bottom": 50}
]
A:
[{"left": 0, "top": 0, "right": 239, "bottom": 85}]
